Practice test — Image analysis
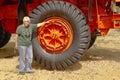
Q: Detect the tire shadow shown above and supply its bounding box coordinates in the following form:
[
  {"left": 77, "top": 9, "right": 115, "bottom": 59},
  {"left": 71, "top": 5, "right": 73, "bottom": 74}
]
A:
[
  {"left": 1, "top": 40, "right": 120, "bottom": 72},
  {"left": 81, "top": 46, "right": 120, "bottom": 62},
  {"left": 0, "top": 42, "right": 18, "bottom": 58},
  {"left": 32, "top": 60, "right": 82, "bottom": 71}
]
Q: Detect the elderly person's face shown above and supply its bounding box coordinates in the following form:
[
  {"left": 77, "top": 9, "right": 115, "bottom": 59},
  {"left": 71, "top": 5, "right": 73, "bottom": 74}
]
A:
[
  {"left": 23, "top": 20, "right": 30, "bottom": 27},
  {"left": 23, "top": 16, "right": 30, "bottom": 27}
]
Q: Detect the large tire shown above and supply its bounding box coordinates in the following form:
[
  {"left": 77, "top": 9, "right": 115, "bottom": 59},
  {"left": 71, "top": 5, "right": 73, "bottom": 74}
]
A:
[
  {"left": 0, "top": 27, "right": 6, "bottom": 44},
  {"left": 0, "top": 29, "right": 11, "bottom": 48},
  {"left": 88, "top": 34, "right": 97, "bottom": 48},
  {"left": 30, "top": 1, "right": 90, "bottom": 70}
]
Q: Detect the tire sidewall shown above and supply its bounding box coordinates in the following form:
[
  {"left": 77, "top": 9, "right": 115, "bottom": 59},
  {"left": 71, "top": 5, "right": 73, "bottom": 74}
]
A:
[{"left": 31, "top": 1, "right": 90, "bottom": 62}]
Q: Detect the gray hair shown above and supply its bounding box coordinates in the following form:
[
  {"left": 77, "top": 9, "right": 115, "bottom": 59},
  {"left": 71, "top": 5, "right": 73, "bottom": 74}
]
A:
[{"left": 23, "top": 16, "right": 30, "bottom": 22}]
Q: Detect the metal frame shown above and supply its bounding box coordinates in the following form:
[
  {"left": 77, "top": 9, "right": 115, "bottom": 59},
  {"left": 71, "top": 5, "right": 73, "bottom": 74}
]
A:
[{"left": 0, "top": 0, "right": 120, "bottom": 36}]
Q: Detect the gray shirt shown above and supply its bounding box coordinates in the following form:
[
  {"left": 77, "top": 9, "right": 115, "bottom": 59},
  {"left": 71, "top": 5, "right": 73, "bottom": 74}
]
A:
[{"left": 16, "top": 24, "right": 37, "bottom": 46}]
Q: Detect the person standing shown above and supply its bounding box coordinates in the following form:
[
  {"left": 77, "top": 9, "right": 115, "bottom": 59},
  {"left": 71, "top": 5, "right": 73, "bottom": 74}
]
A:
[{"left": 15, "top": 16, "right": 49, "bottom": 75}]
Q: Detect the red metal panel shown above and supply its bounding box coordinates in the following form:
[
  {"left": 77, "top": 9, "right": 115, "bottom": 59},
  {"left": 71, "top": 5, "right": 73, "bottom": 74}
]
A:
[
  {"left": 3, "top": 19, "right": 18, "bottom": 33},
  {"left": 1, "top": 4, "right": 18, "bottom": 33},
  {"left": 3, "top": 5, "right": 18, "bottom": 19},
  {"left": 0, "top": 6, "right": 4, "bottom": 19},
  {"left": 0, "top": 0, "right": 119, "bottom": 36}
]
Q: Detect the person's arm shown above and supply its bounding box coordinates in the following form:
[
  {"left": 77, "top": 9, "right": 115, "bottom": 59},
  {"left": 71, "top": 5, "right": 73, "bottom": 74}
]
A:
[
  {"left": 15, "top": 34, "right": 18, "bottom": 49},
  {"left": 15, "top": 26, "right": 20, "bottom": 49},
  {"left": 37, "top": 21, "right": 50, "bottom": 27}
]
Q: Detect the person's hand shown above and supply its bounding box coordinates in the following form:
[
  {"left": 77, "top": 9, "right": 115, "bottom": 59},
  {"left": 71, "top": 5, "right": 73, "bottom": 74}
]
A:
[
  {"left": 14, "top": 44, "right": 18, "bottom": 53},
  {"left": 48, "top": 20, "right": 52, "bottom": 23},
  {"left": 45, "top": 20, "right": 52, "bottom": 24},
  {"left": 45, "top": 21, "right": 49, "bottom": 24}
]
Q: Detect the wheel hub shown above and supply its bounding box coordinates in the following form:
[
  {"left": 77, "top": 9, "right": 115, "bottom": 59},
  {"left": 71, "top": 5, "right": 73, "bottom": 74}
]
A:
[{"left": 37, "top": 17, "right": 73, "bottom": 54}]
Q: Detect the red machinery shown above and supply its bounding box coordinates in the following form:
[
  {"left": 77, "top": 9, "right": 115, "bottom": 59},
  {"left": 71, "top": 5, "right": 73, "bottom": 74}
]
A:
[{"left": 0, "top": 0, "right": 120, "bottom": 69}]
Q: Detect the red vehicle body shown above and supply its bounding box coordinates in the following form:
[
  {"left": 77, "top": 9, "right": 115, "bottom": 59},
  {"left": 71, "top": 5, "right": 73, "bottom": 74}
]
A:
[{"left": 0, "top": 0, "right": 120, "bottom": 69}]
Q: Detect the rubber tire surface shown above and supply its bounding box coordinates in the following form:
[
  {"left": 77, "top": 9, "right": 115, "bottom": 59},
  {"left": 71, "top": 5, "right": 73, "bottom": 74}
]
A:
[
  {"left": 0, "top": 30, "right": 11, "bottom": 48},
  {"left": 30, "top": 1, "right": 90, "bottom": 70},
  {"left": 0, "top": 27, "right": 5, "bottom": 44},
  {"left": 88, "top": 34, "right": 97, "bottom": 48}
]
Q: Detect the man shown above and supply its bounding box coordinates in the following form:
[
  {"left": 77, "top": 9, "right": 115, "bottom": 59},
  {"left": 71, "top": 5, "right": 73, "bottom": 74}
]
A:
[{"left": 15, "top": 16, "right": 49, "bottom": 75}]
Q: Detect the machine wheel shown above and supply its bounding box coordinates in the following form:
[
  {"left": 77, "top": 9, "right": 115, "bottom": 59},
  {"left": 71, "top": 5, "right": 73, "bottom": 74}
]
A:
[
  {"left": 88, "top": 34, "right": 97, "bottom": 48},
  {"left": 0, "top": 27, "right": 6, "bottom": 44},
  {"left": 30, "top": 1, "right": 90, "bottom": 69},
  {"left": 0, "top": 28, "right": 11, "bottom": 48}
]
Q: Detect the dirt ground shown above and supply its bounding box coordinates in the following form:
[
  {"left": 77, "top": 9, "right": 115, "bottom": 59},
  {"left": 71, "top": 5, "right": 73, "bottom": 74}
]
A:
[{"left": 0, "top": 29, "right": 120, "bottom": 80}]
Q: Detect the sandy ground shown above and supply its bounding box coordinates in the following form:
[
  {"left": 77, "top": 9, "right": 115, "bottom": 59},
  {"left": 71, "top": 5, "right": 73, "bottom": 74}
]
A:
[{"left": 0, "top": 29, "right": 120, "bottom": 80}]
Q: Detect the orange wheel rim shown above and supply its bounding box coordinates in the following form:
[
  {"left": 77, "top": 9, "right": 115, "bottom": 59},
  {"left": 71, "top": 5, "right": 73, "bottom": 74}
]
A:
[{"left": 37, "top": 17, "right": 73, "bottom": 54}]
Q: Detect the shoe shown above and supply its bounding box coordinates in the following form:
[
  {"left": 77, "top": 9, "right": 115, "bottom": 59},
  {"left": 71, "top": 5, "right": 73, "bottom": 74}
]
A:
[
  {"left": 19, "top": 72, "right": 25, "bottom": 75},
  {"left": 26, "top": 71, "right": 34, "bottom": 73}
]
